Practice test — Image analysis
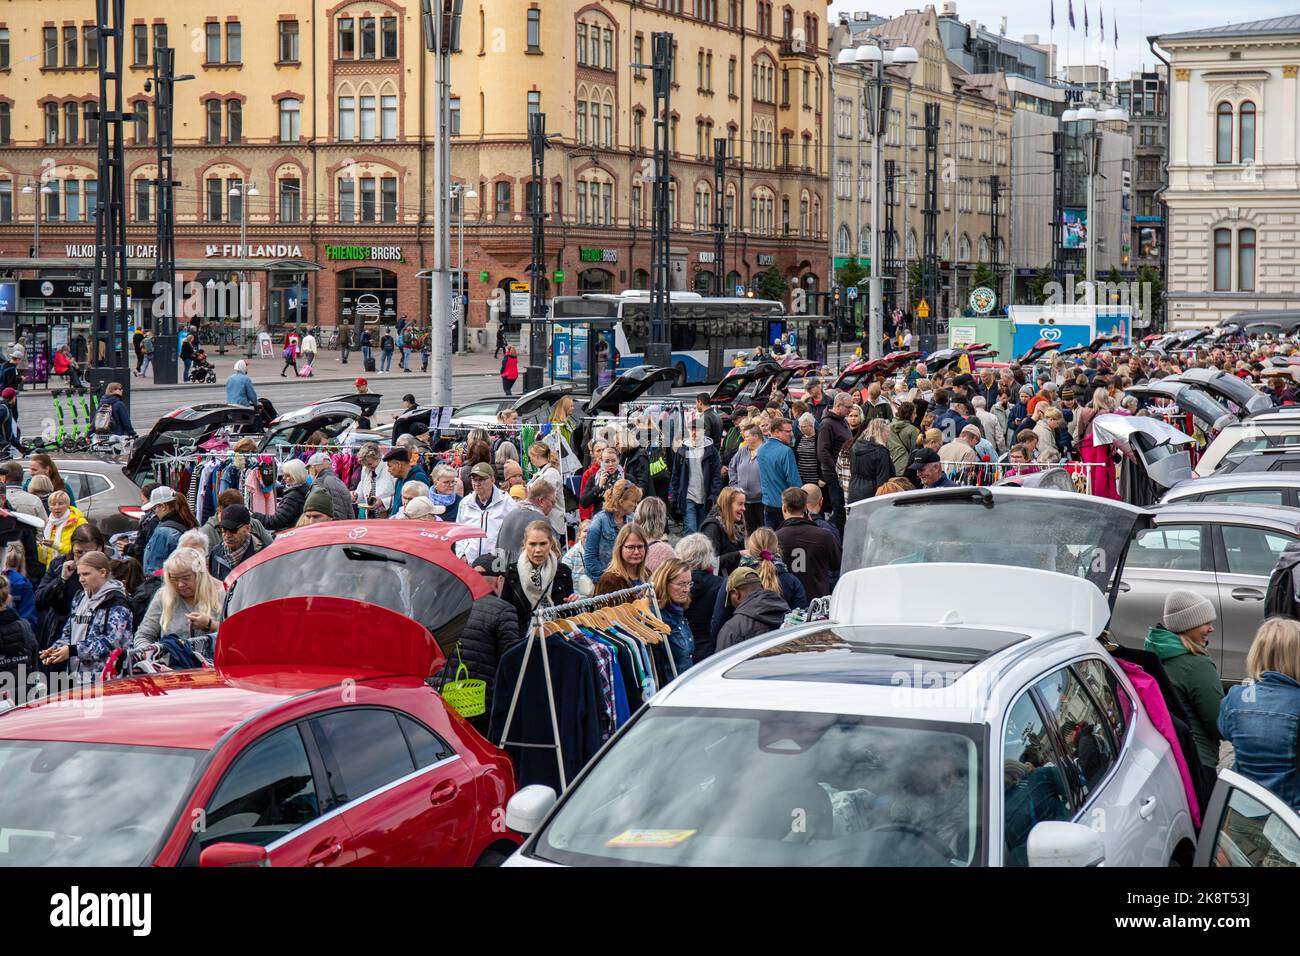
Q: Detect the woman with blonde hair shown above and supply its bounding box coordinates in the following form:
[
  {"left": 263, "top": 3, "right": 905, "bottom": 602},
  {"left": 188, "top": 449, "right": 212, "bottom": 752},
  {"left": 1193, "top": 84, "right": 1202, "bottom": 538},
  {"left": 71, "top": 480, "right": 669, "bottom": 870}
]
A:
[
  {"left": 1219, "top": 617, "right": 1300, "bottom": 811},
  {"left": 875, "top": 477, "right": 916, "bottom": 496},
  {"left": 527, "top": 440, "right": 567, "bottom": 543},
  {"left": 1078, "top": 389, "right": 1120, "bottom": 499},
  {"left": 849, "top": 417, "right": 894, "bottom": 503},
  {"left": 583, "top": 478, "right": 641, "bottom": 580},
  {"left": 501, "top": 520, "right": 576, "bottom": 633},
  {"left": 651, "top": 557, "right": 695, "bottom": 675},
  {"left": 699, "top": 485, "right": 748, "bottom": 574},
  {"left": 40, "top": 551, "right": 132, "bottom": 680},
  {"left": 132, "top": 547, "right": 224, "bottom": 653},
  {"left": 39, "top": 490, "right": 87, "bottom": 568},
  {"left": 634, "top": 496, "right": 675, "bottom": 573},
  {"left": 594, "top": 522, "right": 649, "bottom": 595},
  {"left": 708, "top": 528, "right": 806, "bottom": 639}
]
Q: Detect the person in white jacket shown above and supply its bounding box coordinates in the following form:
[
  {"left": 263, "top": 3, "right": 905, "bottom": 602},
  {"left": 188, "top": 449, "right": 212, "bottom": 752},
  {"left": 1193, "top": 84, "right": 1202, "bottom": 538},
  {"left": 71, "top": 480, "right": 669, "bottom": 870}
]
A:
[
  {"left": 455, "top": 462, "right": 517, "bottom": 562},
  {"left": 300, "top": 332, "right": 318, "bottom": 368},
  {"left": 352, "top": 442, "right": 396, "bottom": 518}
]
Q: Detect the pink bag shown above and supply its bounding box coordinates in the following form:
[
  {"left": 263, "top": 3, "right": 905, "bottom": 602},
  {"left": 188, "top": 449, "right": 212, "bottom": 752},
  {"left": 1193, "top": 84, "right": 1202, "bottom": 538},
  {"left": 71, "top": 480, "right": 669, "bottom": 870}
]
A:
[{"left": 298, "top": 364, "right": 313, "bottom": 378}]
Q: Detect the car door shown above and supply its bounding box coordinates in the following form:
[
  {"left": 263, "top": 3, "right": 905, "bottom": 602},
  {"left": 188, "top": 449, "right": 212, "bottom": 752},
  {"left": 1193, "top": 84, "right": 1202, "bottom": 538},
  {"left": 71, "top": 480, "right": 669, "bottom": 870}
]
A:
[
  {"left": 309, "top": 707, "right": 478, "bottom": 866},
  {"left": 1214, "top": 523, "right": 1299, "bottom": 682},
  {"left": 1194, "top": 769, "right": 1300, "bottom": 867},
  {"left": 184, "top": 723, "right": 354, "bottom": 867},
  {"left": 1113, "top": 522, "right": 1218, "bottom": 647}
]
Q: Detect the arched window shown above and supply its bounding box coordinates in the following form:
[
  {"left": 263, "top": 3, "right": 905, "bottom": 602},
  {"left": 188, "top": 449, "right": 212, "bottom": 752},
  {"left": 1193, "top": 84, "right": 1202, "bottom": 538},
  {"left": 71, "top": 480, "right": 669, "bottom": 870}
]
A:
[
  {"left": 1213, "top": 227, "right": 1232, "bottom": 290},
  {"left": 858, "top": 226, "right": 871, "bottom": 258},
  {"left": 575, "top": 169, "right": 616, "bottom": 226},
  {"left": 940, "top": 232, "right": 952, "bottom": 260},
  {"left": 1238, "top": 227, "right": 1256, "bottom": 292},
  {"left": 977, "top": 235, "right": 990, "bottom": 261},
  {"left": 1240, "top": 101, "right": 1256, "bottom": 164},
  {"left": 811, "top": 196, "right": 821, "bottom": 236},
  {"left": 576, "top": 84, "right": 588, "bottom": 143},
  {"left": 958, "top": 234, "right": 971, "bottom": 262},
  {"left": 694, "top": 182, "right": 712, "bottom": 230},
  {"left": 906, "top": 230, "right": 918, "bottom": 258},
  {"left": 1216, "top": 102, "right": 1233, "bottom": 164},
  {"left": 837, "top": 224, "right": 851, "bottom": 256}
]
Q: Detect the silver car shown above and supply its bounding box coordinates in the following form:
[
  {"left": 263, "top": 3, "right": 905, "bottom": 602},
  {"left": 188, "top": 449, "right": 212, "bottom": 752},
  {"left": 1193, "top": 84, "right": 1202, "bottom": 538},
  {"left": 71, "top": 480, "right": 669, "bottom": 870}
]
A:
[
  {"left": 1110, "top": 502, "right": 1300, "bottom": 682},
  {"left": 1163, "top": 472, "right": 1300, "bottom": 510}
]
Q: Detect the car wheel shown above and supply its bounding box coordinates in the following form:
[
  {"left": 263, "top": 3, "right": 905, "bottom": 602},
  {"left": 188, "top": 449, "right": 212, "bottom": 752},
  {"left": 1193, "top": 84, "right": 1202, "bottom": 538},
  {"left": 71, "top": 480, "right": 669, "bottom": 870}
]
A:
[{"left": 474, "top": 848, "right": 511, "bottom": 867}]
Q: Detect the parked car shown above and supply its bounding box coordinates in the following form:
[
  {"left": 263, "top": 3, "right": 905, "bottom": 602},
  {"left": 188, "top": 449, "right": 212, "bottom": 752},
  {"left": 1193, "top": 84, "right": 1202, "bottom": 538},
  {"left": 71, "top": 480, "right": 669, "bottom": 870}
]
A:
[
  {"left": 1110, "top": 502, "right": 1300, "bottom": 682},
  {"left": 1195, "top": 768, "right": 1300, "bottom": 867},
  {"left": 50, "top": 456, "right": 143, "bottom": 536},
  {"left": 1162, "top": 472, "right": 1300, "bottom": 509},
  {"left": 1194, "top": 416, "right": 1300, "bottom": 477},
  {"left": 505, "top": 559, "right": 1197, "bottom": 867},
  {"left": 1166, "top": 368, "right": 1273, "bottom": 417},
  {"left": 0, "top": 596, "right": 520, "bottom": 866},
  {"left": 1216, "top": 447, "right": 1300, "bottom": 475}
]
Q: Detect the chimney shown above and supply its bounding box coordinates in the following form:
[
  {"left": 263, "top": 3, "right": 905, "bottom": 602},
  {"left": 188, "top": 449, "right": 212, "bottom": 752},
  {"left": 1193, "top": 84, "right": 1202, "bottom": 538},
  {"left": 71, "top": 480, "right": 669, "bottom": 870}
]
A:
[{"left": 941, "top": 0, "right": 958, "bottom": 15}]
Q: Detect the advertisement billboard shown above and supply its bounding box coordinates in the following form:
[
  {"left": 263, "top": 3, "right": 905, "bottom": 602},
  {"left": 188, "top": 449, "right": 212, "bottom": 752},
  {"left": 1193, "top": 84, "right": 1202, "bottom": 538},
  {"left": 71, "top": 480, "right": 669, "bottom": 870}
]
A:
[
  {"left": 1062, "top": 209, "right": 1088, "bottom": 250},
  {"left": 0, "top": 282, "right": 15, "bottom": 315}
]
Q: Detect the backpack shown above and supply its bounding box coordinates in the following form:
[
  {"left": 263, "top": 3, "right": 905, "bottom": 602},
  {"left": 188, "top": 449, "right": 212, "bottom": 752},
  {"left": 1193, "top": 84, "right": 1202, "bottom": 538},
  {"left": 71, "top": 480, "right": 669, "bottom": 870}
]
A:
[
  {"left": 283, "top": 345, "right": 294, "bottom": 360},
  {"left": 93, "top": 399, "right": 115, "bottom": 434},
  {"left": 1265, "top": 556, "right": 1300, "bottom": 621}
]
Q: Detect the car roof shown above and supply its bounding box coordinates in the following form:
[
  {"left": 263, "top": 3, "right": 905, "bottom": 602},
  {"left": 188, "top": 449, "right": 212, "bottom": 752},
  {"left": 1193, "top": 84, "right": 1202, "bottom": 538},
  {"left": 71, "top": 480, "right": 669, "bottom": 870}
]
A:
[
  {"left": 1152, "top": 501, "right": 1300, "bottom": 531},
  {"left": 1167, "top": 472, "right": 1300, "bottom": 494},
  {"left": 1224, "top": 446, "right": 1300, "bottom": 459},
  {"left": 0, "top": 668, "right": 421, "bottom": 750}
]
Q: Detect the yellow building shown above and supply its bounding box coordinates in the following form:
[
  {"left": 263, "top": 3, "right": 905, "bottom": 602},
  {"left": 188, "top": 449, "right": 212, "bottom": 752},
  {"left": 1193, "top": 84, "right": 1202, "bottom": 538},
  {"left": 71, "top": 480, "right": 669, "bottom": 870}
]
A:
[{"left": 0, "top": 0, "right": 832, "bottom": 345}]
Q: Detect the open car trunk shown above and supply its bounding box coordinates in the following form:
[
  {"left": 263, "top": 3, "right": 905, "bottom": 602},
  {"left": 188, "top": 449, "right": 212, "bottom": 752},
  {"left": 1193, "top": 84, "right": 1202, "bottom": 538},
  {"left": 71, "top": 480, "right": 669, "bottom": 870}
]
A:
[
  {"left": 1167, "top": 369, "right": 1272, "bottom": 416},
  {"left": 1125, "top": 383, "right": 1236, "bottom": 435},
  {"left": 258, "top": 401, "right": 377, "bottom": 451},
  {"left": 842, "top": 486, "right": 1152, "bottom": 610},
  {"left": 1093, "top": 413, "right": 1195, "bottom": 499},
  {"left": 583, "top": 365, "right": 681, "bottom": 417},
  {"left": 124, "top": 403, "right": 261, "bottom": 488}
]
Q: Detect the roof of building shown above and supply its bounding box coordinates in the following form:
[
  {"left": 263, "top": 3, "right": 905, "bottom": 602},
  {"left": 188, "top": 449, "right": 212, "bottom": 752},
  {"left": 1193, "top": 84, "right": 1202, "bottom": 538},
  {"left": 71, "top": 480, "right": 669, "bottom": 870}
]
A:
[{"left": 1159, "top": 15, "right": 1300, "bottom": 43}]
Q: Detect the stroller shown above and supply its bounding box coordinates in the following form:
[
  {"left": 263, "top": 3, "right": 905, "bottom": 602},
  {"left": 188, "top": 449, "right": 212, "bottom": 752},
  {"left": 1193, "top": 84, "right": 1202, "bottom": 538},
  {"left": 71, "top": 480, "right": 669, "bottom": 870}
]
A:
[{"left": 189, "top": 349, "right": 217, "bottom": 384}]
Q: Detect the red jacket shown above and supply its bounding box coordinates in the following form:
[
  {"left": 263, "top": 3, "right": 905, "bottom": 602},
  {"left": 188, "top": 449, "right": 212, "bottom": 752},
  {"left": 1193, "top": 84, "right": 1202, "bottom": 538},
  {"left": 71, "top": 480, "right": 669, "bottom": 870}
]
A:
[
  {"left": 501, "top": 354, "right": 519, "bottom": 380},
  {"left": 577, "top": 463, "right": 601, "bottom": 521}
]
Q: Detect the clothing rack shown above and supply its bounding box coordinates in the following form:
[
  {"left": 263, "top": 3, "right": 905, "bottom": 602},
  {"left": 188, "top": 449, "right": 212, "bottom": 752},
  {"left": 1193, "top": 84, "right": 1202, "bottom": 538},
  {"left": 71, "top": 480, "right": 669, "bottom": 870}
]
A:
[{"left": 497, "top": 582, "right": 668, "bottom": 791}]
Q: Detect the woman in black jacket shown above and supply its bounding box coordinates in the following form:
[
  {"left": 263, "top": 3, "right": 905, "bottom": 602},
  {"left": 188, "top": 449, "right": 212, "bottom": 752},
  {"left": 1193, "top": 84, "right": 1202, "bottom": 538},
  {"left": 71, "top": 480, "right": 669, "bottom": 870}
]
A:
[
  {"left": 261, "top": 460, "right": 310, "bottom": 532},
  {"left": 34, "top": 523, "right": 103, "bottom": 652},
  {"left": 0, "top": 574, "right": 36, "bottom": 693},
  {"left": 619, "top": 441, "right": 654, "bottom": 502},
  {"left": 698, "top": 486, "right": 748, "bottom": 576},
  {"left": 849, "top": 419, "right": 895, "bottom": 504},
  {"left": 499, "top": 520, "right": 576, "bottom": 635},
  {"left": 674, "top": 533, "right": 724, "bottom": 663},
  {"left": 454, "top": 555, "right": 523, "bottom": 735}
]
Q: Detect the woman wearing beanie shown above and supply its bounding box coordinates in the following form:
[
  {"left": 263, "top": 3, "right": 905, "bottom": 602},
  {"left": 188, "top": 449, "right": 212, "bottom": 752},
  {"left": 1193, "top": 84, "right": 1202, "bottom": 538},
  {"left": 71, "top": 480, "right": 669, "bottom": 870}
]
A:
[{"left": 1144, "top": 589, "right": 1224, "bottom": 769}]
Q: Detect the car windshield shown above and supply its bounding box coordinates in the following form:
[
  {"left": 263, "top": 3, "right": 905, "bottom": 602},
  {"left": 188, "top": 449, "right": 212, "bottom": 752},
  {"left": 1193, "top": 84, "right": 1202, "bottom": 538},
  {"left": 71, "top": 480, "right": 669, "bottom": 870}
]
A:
[
  {"left": 533, "top": 708, "right": 983, "bottom": 867},
  {"left": 841, "top": 490, "right": 1140, "bottom": 594},
  {"left": 0, "top": 740, "right": 202, "bottom": 866},
  {"left": 225, "top": 544, "right": 473, "bottom": 644}
]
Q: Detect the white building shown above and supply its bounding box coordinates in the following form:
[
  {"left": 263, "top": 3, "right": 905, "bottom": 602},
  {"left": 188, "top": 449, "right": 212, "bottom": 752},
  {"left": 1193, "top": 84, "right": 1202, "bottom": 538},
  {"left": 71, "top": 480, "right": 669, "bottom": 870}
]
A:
[{"left": 1156, "top": 16, "right": 1300, "bottom": 328}]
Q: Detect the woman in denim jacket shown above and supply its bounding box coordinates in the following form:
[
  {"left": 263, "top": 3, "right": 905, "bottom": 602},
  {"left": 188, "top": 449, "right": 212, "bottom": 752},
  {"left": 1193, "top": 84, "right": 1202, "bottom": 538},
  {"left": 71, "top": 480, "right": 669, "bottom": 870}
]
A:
[
  {"left": 582, "top": 479, "right": 640, "bottom": 581},
  {"left": 1219, "top": 617, "right": 1300, "bottom": 812}
]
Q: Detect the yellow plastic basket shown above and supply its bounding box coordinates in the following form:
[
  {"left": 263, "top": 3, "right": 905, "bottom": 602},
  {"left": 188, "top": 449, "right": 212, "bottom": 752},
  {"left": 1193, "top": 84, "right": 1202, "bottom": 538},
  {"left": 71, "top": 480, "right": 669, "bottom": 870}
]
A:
[{"left": 441, "top": 662, "right": 486, "bottom": 719}]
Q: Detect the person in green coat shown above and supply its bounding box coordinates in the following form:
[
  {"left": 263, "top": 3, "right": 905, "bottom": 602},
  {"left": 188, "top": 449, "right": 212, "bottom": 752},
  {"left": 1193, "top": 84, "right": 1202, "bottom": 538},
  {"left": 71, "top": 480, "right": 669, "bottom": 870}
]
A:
[{"left": 1143, "top": 589, "right": 1224, "bottom": 769}]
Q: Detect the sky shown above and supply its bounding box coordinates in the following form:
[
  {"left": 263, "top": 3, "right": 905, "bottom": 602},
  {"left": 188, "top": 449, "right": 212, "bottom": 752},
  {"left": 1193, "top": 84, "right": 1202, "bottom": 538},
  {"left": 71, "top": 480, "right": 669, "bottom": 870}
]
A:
[{"left": 827, "top": 0, "right": 1300, "bottom": 77}]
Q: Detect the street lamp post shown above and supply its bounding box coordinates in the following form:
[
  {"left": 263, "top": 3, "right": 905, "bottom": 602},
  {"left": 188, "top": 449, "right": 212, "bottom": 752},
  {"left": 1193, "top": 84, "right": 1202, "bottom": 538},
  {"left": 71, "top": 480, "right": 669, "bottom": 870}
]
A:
[
  {"left": 1061, "top": 102, "right": 1128, "bottom": 300},
  {"left": 21, "top": 181, "right": 56, "bottom": 258},
  {"left": 837, "top": 39, "right": 917, "bottom": 361},
  {"left": 451, "top": 185, "right": 477, "bottom": 352},
  {"left": 228, "top": 181, "right": 259, "bottom": 356}
]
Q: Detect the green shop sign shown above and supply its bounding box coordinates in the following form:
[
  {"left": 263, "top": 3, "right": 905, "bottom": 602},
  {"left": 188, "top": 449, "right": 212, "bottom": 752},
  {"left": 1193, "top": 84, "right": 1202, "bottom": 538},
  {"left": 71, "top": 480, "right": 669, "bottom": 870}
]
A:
[
  {"left": 324, "top": 245, "right": 404, "bottom": 262},
  {"left": 553, "top": 271, "right": 566, "bottom": 284},
  {"left": 579, "top": 247, "right": 619, "bottom": 263}
]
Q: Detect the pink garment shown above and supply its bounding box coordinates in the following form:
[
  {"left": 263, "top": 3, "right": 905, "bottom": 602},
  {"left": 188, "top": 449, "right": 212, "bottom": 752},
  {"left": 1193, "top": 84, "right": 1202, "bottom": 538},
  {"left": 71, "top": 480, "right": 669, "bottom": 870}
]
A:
[
  {"left": 1115, "top": 658, "right": 1201, "bottom": 829},
  {"left": 644, "top": 540, "right": 676, "bottom": 575},
  {"left": 1080, "top": 434, "right": 1120, "bottom": 500},
  {"left": 244, "top": 467, "right": 277, "bottom": 517}
]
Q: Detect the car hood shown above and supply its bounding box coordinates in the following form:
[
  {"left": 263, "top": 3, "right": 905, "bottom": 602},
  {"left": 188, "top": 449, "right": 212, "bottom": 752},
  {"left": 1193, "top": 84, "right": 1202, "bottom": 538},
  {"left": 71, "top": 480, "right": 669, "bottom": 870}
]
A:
[
  {"left": 842, "top": 486, "right": 1152, "bottom": 609},
  {"left": 584, "top": 366, "right": 681, "bottom": 416},
  {"left": 1167, "top": 370, "right": 1271, "bottom": 415},
  {"left": 124, "top": 403, "right": 260, "bottom": 486}
]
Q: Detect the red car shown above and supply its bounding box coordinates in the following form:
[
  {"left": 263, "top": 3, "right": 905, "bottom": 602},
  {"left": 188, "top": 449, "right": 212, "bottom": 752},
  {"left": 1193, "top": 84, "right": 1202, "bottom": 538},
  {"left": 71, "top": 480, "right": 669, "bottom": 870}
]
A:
[{"left": 0, "top": 593, "right": 520, "bottom": 867}]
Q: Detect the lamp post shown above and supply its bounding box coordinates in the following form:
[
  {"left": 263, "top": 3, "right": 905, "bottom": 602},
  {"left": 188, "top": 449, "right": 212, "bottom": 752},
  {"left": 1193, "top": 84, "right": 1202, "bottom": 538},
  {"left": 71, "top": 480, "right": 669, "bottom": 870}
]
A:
[
  {"left": 450, "top": 185, "right": 477, "bottom": 352},
  {"left": 837, "top": 39, "right": 917, "bottom": 360},
  {"left": 227, "top": 180, "right": 259, "bottom": 356},
  {"left": 21, "top": 180, "right": 56, "bottom": 259}
]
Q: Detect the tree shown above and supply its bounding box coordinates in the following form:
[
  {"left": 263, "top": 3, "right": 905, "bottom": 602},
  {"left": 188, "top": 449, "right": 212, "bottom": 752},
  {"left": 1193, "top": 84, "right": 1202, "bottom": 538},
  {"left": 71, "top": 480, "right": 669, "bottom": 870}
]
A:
[
  {"left": 836, "top": 259, "right": 867, "bottom": 290},
  {"left": 1026, "top": 268, "right": 1054, "bottom": 305},
  {"left": 972, "top": 261, "right": 996, "bottom": 293},
  {"left": 754, "top": 266, "right": 788, "bottom": 303},
  {"left": 906, "top": 260, "right": 925, "bottom": 312},
  {"left": 1137, "top": 264, "right": 1165, "bottom": 329}
]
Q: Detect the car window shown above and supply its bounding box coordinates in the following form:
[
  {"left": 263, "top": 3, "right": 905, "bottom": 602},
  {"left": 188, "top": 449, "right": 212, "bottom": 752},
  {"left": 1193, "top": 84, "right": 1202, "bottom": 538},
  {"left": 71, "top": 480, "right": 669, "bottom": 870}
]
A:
[
  {"left": 1277, "top": 460, "right": 1300, "bottom": 472},
  {"left": 1035, "top": 668, "right": 1118, "bottom": 800},
  {"left": 398, "top": 715, "right": 456, "bottom": 768},
  {"left": 1209, "top": 786, "right": 1300, "bottom": 867},
  {"left": 1201, "top": 489, "right": 1285, "bottom": 507},
  {"left": 312, "top": 709, "right": 416, "bottom": 803},
  {"left": 83, "top": 474, "right": 111, "bottom": 498},
  {"left": 1126, "top": 524, "right": 1204, "bottom": 572},
  {"left": 1072, "top": 658, "right": 1130, "bottom": 748},
  {"left": 61, "top": 473, "right": 87, "bottom": 501},
  {"left": 1003, "top": 692, "right": 1072, "bottom": 867},
  {"left": 201, "top": 725, "right": 321, "bottom": 849},
  {"left": 1221, "top": 526, "right": 1295, "bottom": 577}
]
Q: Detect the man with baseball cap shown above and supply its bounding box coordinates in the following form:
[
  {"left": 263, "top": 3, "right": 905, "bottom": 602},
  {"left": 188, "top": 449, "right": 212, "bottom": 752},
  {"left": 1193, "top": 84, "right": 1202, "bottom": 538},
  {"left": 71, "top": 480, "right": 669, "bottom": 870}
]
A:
[
  {"left": 455, "top": 461, "right": 517, "bottom": 561},
  {"left": 384, "top": 446, "right": 431, "bottom": 517},
  {"left": 209, "top": 503, "right": 264, "bottom": 581},
  {"left": 306, "top": 452, "right": 354, "bottom": 520},
  {"left": 907, "top": 447, "right": 954, "bottom": 489},
  {"left": 715, "top": 566, "right": 790, "bottom": 653}
]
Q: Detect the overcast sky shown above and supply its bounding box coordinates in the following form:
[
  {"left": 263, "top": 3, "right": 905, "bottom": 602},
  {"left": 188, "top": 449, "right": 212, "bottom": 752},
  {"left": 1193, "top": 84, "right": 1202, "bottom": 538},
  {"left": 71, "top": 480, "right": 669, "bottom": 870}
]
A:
[{"left": 827, "top": 1, "right": 1300, "bottom": 77}]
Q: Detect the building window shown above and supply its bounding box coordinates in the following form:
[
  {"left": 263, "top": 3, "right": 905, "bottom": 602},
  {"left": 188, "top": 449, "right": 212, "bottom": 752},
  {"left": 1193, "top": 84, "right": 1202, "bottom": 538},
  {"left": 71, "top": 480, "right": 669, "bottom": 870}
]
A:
[
  {"left": 64, "top": 102, "right": 78, "bottom": 144},
  {"left": 228, "top": 100, "right": 242, "bottom": 142},
  {"left": 226, "top": 22, "right": 241, "bottom": 63},
  {"left": 360, "top": 176, "right": 377, "bottom": 221},
  {"left": 360, "top": 95, "right": 376, "bottom": 140},
  {"left": 381, "top": 177, "right": 397, "bottom": 222},
  {"left": 44, "top": 103, "right": 58, "bottom": 144},
  {"left": 1213, "top": 227, "right": 1231, "bottom": 291},
  {"left": 228, "top": 179, "right": 243, "bottom": 223},
  {"left": 381, "top": 16, "right": 398, "bottom": 58},
  {"left": 133, "top": 101, "right": 148, "bottom": 143},
  {"left": 449, "top": 97, "right": 460, "bottom": 135},
  {"left": 134, "top": 179, "right": 150, "bottom": 222},
  {"left": 0, "top": 28, "right": 9, "bottom": 69},
  {"left": 279, "top": 178, "right": 301, "bottom": 222},
  {"left": 576, "top": 100, "right": 586, "bottom": 143},
  {"left": 338, "top": 18, "right": 354, "bottom": 58},
  {"left": 1240, "top": 101, "right": 1256, "bottom": 164},
  {"left": 43, "top": 26, "right": 57, "bottom": 68},
  {"left": 495, "top": 181, "right": 511, "bottom": 217},
  {"left": 64, "top": 26, "right": 78, "bottom": 68},
  {"left": 205, "top": 22, "right": 221, "bottom": 64},
  {"left": 380, "top": 94, "right": 397, "bottom": 141},
  {"left": 360, "top": 17, "right": 377, "bottom": 59},
  {"left": 45, "top": 183, "right": 60, "bottom": 222},
  {"left": 206, "top": 100, "right": 222, "bottom": 143},
  {"left": 153, "top": 24, "right": 167, "bottom": 63},
  {"left": 83, "top": 26, "right": 97, "bottom": 67},
  {"left": 527, "top": 9, "right": 540, "bottom": 52},
  {"left": 206, "top": 178, "right": 223, "bottom": 222},
  {"left": 279, "top": 97, "right": 300, "bottom": 142},
  {"left": 1216, "top": 102, "right": 1233, "bottom": 164},
  {"left": 85, "top": 179, "right": 96, "bottom": 217},
  {"left": 279, "top": 20, "right": 300, "bottom": 63},
  {"left": 0, "top": 180, "right": 10, "bottom": 223},
  {"left": 1238, "top": 228, "right": 1256, "bottom": 292},
  {"left": 632, "top": 109, "right": 643, "bottom": 151},
  {"left": 339, "top": 178, "right": 355, "bottom": 222},
  {"left": 0, "top": 104, "right": 9, "bottom": 146},
  {"left": 631, "top": 33, "right": 642, "bottom": 76},
  {"left": 631, "top": 184, "right": 642, "bottom": 226},
  {"left": 338, "top": 96, "right": 355, "bottom": 141},
  {"left": 63, "top": 180, "right": 80, "bottom": 222},
  {"left": 527, "top": 91, "right": 540, "bottom": 118}
]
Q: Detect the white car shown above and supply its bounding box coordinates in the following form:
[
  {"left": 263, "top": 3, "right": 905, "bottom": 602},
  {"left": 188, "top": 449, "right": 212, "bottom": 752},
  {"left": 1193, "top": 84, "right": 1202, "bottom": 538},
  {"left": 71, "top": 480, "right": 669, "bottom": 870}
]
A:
[{"left": 505, "top": 562, "right": 1198, "bottom": 867}]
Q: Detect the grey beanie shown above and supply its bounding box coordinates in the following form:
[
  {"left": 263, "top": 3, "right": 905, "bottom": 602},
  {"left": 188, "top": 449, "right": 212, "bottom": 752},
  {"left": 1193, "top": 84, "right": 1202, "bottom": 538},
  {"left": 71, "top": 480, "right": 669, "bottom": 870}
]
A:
[{"left": 1162, "top": 589, "right": 1216, "bottom": 634}]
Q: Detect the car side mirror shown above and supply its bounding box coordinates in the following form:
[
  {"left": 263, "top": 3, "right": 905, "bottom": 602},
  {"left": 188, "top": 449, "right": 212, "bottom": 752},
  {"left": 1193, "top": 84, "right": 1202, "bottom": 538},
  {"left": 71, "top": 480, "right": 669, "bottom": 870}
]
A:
[
  {"left": 1027, "top": 821, "right": 1106, "bottom": 867},
  {"left": 505, "top": 784, "right": 558, "bottom": 835},
  {"left": 199, "top": 842, "right": 271, "bottom": 868}
]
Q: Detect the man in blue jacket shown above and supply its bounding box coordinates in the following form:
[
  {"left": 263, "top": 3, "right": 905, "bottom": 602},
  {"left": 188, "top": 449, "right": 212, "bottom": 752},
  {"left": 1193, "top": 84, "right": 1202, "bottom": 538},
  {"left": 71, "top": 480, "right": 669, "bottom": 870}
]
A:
[
  {"left": 225, "top": 359, "right": 258, "bottom": 408},
  {"left": 756, "top": 416, "right": 802, "bottom": 529},
  {"left": 97, "top": 381, "right": 135, "bottom": 438}
]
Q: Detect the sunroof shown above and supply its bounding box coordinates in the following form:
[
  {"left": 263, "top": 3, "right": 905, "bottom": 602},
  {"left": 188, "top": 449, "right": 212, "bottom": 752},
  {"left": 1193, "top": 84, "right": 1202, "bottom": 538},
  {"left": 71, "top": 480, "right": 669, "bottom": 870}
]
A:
[{"left": 723, "top": 625, "right": 1031, "bottom": 687}]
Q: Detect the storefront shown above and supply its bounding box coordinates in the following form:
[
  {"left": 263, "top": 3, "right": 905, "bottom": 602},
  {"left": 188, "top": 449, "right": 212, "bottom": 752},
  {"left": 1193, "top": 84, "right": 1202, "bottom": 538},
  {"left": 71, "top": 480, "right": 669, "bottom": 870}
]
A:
[
  {"left": 577, "top": 247, "right": 619, "bottom": 293},
  {"left": 337, "top": 267, "right": 399, "bottom": 327}
]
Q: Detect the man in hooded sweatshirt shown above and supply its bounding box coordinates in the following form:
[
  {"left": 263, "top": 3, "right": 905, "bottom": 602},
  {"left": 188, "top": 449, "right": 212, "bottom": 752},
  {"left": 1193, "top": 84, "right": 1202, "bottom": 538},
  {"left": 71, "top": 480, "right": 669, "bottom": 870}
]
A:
[
  {"left": 669, "top": 422, "right": 722, "bottom": 536},
  {"left": 1143, "top": 589, "right": 1225, "bottom": 771},
  {"left": 716, "top": 567, "right": 790, "bottom": 652}
]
